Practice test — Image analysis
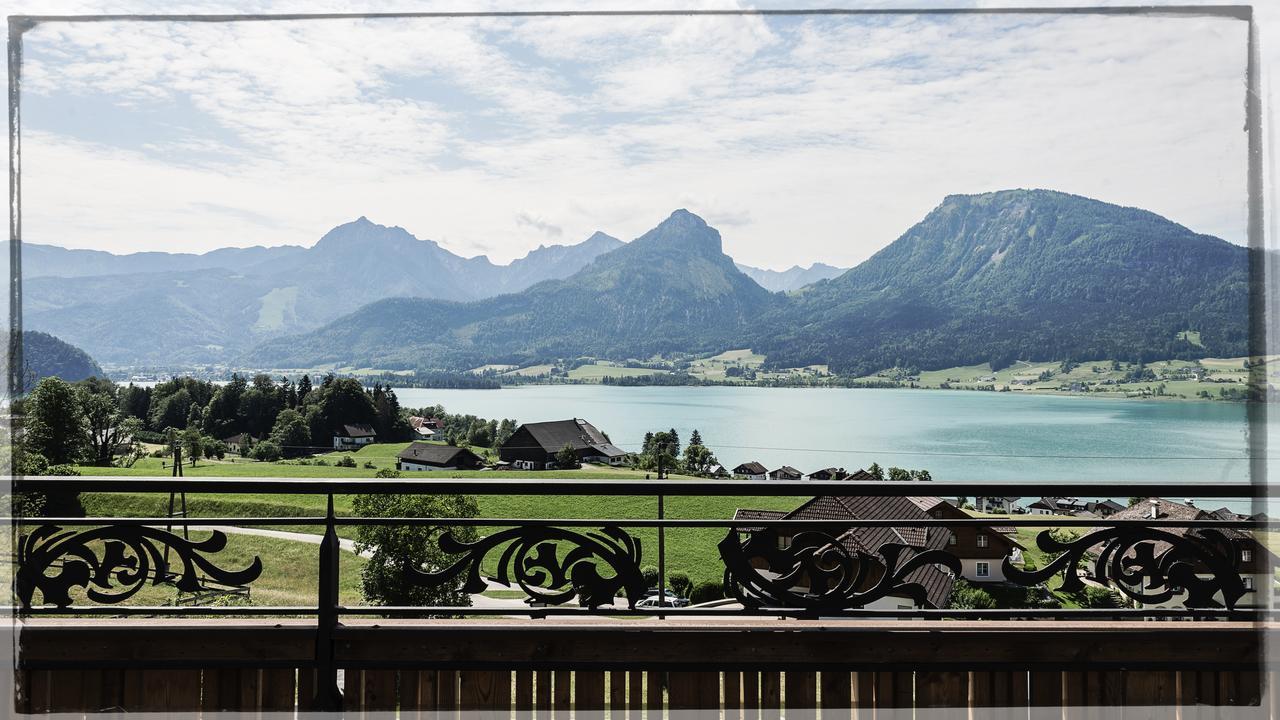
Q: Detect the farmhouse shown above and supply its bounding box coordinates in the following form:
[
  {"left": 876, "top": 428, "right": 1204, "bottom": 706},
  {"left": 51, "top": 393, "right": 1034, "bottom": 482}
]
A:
[
  {"left": 768, "top": 466, "right": 803, "bottom": 481},
  {"left": 221, "top": 433, "right": 256, "bottom": 454},
  {"left": 732, "top": 461, "right": 767, "bottom": 481},
  {"left": 396, "top": 443, "right": 483, "bottom": 472},
  {"left": 976, "top": 496, "right": 1021, "bottom": 514},
  {"left": 1099, "top": 498, "right": 1276, "bottom": 609},
  {"left": 498, "top": 418, "right": 626, "bottom": 470},
  {"left": 408, "top": 416, "right": 442, "bottom": 440},
  {"left": 905, "top": 496, "right": 1024, "bottom": 582},
  {"left": 807, "top": 467, "right": 848, "bottom": 481},
  {"left": 1027, "top": 497, "right": 1089, "bottom": 515},
  {"left": 332, "top": 424, "right": 376, "bottom": 449}
]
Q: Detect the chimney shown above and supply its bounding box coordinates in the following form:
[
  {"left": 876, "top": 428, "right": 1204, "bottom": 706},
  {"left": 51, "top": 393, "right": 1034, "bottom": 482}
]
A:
[
  {"left": 1150, "top": 500, "right": 1160, "bottom": 519},
  {"left": 1185, "top": 498, "right": 1195, "bottom": 507}
]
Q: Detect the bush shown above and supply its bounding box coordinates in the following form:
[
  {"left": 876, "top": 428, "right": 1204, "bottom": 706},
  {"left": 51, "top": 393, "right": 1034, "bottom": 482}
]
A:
[
  {"left": 641, "top": 565, "right": 659, "bottom": 589},
  {"left": 948, "top": 579, "right": 995, "bottom": 609},
  {"left": 353, "top": 492, "right": 479, "bottom": 608},
  {"left": 374, "top": 468, "right": 402, "bottom": 478},
  {"left": 336, "top": 455, "right": 357, "bottom": 468},
  {"left": 1081, "top": 586, "right": 1122, "bottom": 608},
  {"left": 668, "top": 572, "right": 692, "bottom": 598},
  {"left": 46, "top": 464, "right": 81, "bottom": 476},
  {"left": 315, "top": 458, "right": 329, "bottom": 466},
  {"left": 689, "top": 581, "right": 724, "bottom": 605},
  {"left": 363, "top": 461, "right": 376, "bottom": 469},
  {"left": 249, "top": 440, "right": 282, "bottom": 462}
]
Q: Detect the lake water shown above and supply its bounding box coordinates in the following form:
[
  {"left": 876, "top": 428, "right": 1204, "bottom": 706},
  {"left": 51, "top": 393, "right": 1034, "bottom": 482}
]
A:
[{"left": 395, "top": 386, "right": 1262, "bottom": 488}]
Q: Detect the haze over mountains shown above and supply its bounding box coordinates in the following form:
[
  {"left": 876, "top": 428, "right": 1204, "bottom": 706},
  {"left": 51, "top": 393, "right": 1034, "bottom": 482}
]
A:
[
  {"left": 21, "top": 189, "right": 1249, "bottom": 375},
  {"left": 249, "top": 190, "right": 1249, "bottom": 374}
]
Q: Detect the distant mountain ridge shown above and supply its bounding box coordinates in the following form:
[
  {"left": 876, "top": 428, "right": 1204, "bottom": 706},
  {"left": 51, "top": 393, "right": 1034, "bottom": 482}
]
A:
[
  {"left": 18, "top": 219, "right": 625, "bottom": 364},
  {"left": 250, "top": 190, "right": 1249, "bottom": 375},
  {"left": 246, "top": 209, "right": 779, "bottom": 369},
  {"left": 735, "top": 262, "right": 847, "bottom": 293}
]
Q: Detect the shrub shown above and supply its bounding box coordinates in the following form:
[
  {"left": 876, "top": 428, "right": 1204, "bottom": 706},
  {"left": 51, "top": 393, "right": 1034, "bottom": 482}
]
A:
[
  {"left": 689, "top": 581, "right": 725, "bottom": 605},
  {"left": 363, "top": 460, "right": 376, "bottom": 469},
  {"left": 554, "top": 444, "right": 581, "bottom": 470},
  {"left": 46, "top": 464, "right": 81, "bottom": 476},
  {"left": 948, "top": 579, "right": 996, "bottom": 609},
  {"left": 336, "top": 455, "right": 357, "bottom": 468},
  {"left": 353, "top": 492, "right": 479, "bottom": 608},
  {"left": 641, "top": 565, "right": 659, "bottom": 589},
  {"left": 668, "top": 572, "right": 692, "bottom": 598},
  {"left": 249, "top": 440, "right": 282, "bottom": 462},
  {"left": 1081, "top": 586, "right": 1121, "bottom": 609},
  {"left": 374, "top": 468, "right": 402, "bottom": 479},
  {"left": 315, "top": 458, "right": 329, "bottom": 466}
]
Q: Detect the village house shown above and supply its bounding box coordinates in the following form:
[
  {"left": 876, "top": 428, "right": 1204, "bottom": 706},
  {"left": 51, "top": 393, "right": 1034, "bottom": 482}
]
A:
[
  {"left": 408, "top": 416, "right": 442, "bottom": 440},
  {"left": 332, "top": 424, "right": 376, "bottom": 450},
  {"left": 1085, "top": 499, "right": 1126, "bottom": 517},
  {"left": 220, "top": 433, "right": 255, "bottom": 455},
  {"left": 975, "top": 496, "right": 1022, "bottom": 514},
  {"left": 768, "top": 466, "right": 804, "bottom": 481},
  {"left": 730, "top": 494, "right": 1024, "bottom": 609},
  {"left": 732, "top": 462, "right": 767, "bottom": 481},
  {"left": 396, "top": 442, "right": 484, "bottom": 472},
  {"left": 498, "top": 418, "right": 626, "bottom": 470},
  {"left": 1097, "top": 498, "right": 1277, "bottom": 610},
  {"left": 1027, "top": 497, "right": 1090, "bottom": 515},
  {"left": 807, "top": 467, "right": 848, "bottom": 481}
]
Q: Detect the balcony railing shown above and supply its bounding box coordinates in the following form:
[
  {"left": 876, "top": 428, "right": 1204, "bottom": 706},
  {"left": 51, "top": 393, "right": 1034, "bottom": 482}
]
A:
[{"left": 6, "top": 476, "right": 1275, "bottom": 714}]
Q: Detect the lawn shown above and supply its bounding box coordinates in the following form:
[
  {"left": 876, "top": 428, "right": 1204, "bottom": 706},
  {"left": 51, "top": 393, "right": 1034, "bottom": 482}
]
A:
[
  {"left": 5, "top": 529, "right": 366, "bottom": 609},
  {"left": 79, "top": 489, "right": 805, "bottom": 587}
]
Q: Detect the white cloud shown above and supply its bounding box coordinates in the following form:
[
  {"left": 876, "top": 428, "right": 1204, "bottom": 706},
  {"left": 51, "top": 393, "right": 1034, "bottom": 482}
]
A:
[{"left": 13, "top": 4, "right": 1253, "bottom": 269}]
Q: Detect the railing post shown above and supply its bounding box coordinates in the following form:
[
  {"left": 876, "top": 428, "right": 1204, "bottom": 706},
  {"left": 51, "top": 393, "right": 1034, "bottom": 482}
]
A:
[
  {"left": 314, "top": 493, "right": 343, "bottom": 710},
  {"left": 658, "top": 493, "right": 666, "bottom": 619}
]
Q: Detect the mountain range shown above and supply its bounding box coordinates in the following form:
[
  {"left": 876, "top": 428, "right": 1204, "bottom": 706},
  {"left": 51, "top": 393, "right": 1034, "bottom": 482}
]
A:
[
  {"left": 21, "top": 189, "right": 1250, "bottom": 374},
  {"left": 248, "top": 190, "right": 1249, "bottom": 374}
]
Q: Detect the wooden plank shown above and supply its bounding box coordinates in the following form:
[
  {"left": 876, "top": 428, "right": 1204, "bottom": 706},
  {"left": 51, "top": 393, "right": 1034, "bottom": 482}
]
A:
[
  {"left": 646, "top": 670, "right": 664, "bottom": 720},
  {"left": 576, "top": 670, "right": 606, "bottom": 712},
  {"left": 743, "top": 670, "right": 760, "bottom": 720},
  {"left": 784, "top": 670, "right": 816, "bottom": 720},
  {"left": 536, "top": 670, "right": 552, "bottom": 716},
  {"left": 439, "top": 669, "right": 459, "bottom": 717},
  {"left": 916, "top": 670, "right": 967, "bottom": 712},
  {"left": 628, "top": 670, "right": 644, "bottom": 720},
  {"left": 553, "top": 669, "right": 572, "bottom": 719},
  {"left": 852, "top": 671, "right": 873, "bottom": 720},
  {"left": 517, "top": 670, "right": 535, "bottom": 714},
  {"left": 1125, "top": 670, "right": 1175, "bottom": 707},
  {"left": 202, "top": 668, "right": 252, "bottom": 711},
  {"left": 666, "top": 672, "right": 697, "bottom": 710},
  {"left": 724, "top": 670, "right": 741, "bottom": 720},
  {"left": 820, "top": 670, "right": 851, "bottom": 720},
  {"left": 1029, "top": 669, "right": 1061, "bottom": 720},
  {"left": 298, "top": 668, "right": 319, "bottom": 711},
  {"left": 611, "top": 670, "right": 627, "bottom": 715},
  {"left": 402, "top": 669, "right": 439, "bottom": 714},
  {"left": 259, "top": 668, "right": 296, "bottom": 711},
  {"left": 761, "top": 670, "right": 781, "bottom": 720},
  {"left": 461, "top": 669, "right": 510, "bottom": 718}
]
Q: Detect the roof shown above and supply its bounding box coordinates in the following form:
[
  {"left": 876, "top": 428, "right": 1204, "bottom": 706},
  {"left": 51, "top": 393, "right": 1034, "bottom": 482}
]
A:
[
  {"left": 732, "top": 508, "right": 787, "bottom": 532},
  {"left": 844, "top": 469, "right": 876, "bottom": 481},
  {"left": 1098, "top": 497, "right": 1266, "bottom": 560},
  {"left": 733, "top": 461, "right": 767, "bottom": 474},
  {"left": 335, "top": 424, "right": 375, "bottom": 438},
  {"left": 397, "top": 442, "right": 480, "bottom": 466},
  {"left": 808, "top": 467, "right": 844, "bottom": 476},
  {"left": 770, "top": 466, "right": 803, "bottom": 477},
  {"left": 905, "top": 496, "right": 946, "bottom": 513},
  {"left": 509, "top": 419, "right": 626, "bottom": 457},
  {"left": 221, "top": 433, "right": 254, "bottom": 444},
  {"left": 774, "top": 495, "right": 957, "bottom": 608}
]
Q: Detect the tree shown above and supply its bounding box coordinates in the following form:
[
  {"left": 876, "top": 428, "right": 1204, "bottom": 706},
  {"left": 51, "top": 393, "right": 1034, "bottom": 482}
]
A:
[
  {"left": 681, "top": 431, "right": 718, "bottom": 476},
  {"left": 555, "top": 443, "right": 581, "bottom": 470},
  {"left": 887, "top": 467, "right": 912, "bottom": 482},
  {"left": 297, "top": 374, "right": 313, "bottom": 405},
  {"left": 148, "top": 387, "right": 193, "bottom": 433},
  {"left": 689, "top": 580, "right": 724, "bottom": 605},
  {"left": 250, "top": 440, "right": 282, "bottom": 462},
  {"left": 118, "top": 384, "right": 151, "bottom": 422},
  {"left": 948, "top": 580, "right": 995, "bottom": 609},
  {"left": 306, "top": 378, "right": 378, "bottom": 445},
  {"left": 689, "top": 429, "right": 703, "bottom": 447},
  {"left": 668, "top": 572, "right": 692, "bottom": 598},
  {"left": 25, "top": 377, "right": 88, "bottom": 465},
  {"left": 202, "top": 374, "right": 247, "bottom": 438},
  {"left": 353, "top": 492, "right": 479, "bottom": 607},
  {"left": 909, "top": 469, "right": 932, "bottom": 482},
  {"left": 182, "top": 427, "right": 204, "bottom": 467},
  {"left": 866, "top": 463, "right": 885, "bottom": 481},
  {"left": 81, "top": 390, "right": 143, "bottom": 467},
  {"left": 270, "top": 408, "right": 312, "bottom": 457}
]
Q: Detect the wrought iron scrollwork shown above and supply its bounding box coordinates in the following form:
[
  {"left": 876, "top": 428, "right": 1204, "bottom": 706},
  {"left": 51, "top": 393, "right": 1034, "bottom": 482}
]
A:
[
  {"left": 720, "top": 527, "right": 962, "bottom": 610},
  {"left": 1003, "top": 527, "right": 1245, "bottom": 609},
  {"left": 410, "top": 526, "right": 646, "bottom": 609},
  {"left": 15, "top": 525, "right": 264, "bottom": 608}
]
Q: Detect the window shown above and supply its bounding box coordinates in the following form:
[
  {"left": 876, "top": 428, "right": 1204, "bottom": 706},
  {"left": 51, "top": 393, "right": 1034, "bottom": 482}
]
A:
[
  {"left": 976, "top": 562, "right": 990, "bottom": 578},
  {"left": 948, "top": 534, "right": 957, "bottom": 546},
  {"left": 1244, "top": 577, "right": 1254, "bottom": 591},
  {"left": 976, "top": 534, "right": 989, "bottom": 548},
  {"left": 1242, "top": 548, "right": 1253, "bottom": 563},
  {"left": 778, "top": 536, "right": 792, "bottom": 550}
]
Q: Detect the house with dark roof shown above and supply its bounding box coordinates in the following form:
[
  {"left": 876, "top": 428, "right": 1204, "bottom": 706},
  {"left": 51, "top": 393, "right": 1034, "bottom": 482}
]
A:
[
  {"left": 768, "top": 466, "right": 803, "bottom": 481},
  {"left": 1086, "top": 499, "right": 1125, "bottom": 517},
  {"left": 807, "top": 467, "right": 848, "bottom": 481},
  {"left": 332, "top": 424, "right": 376, "bottom": 449},
  {"left": 498, "top": 419, "right": 627, "bottom": 470},
  {"left": 975, "top": 496, "right": 1022, "bottom": 514},
  {"left": 905, "top": 496, "right": 1024, "bottom": 582},
  {"left": 732, "top": 462, "right": 767, "bottom": 481},
  {"left": 396, "top": 442, "right": 483, "bottom": 472},
  {"left": 731, "top": 496, "right": 956, "bottom": 609},
  {"left": 1097, "top": 498, "right": 1277, "bottom": 609},
  {"left": 1027, "top": 497, "right": 1089, "bottom": 516},
  {"left": 220, "top": 433, "right": 256, "bottom": 455}
]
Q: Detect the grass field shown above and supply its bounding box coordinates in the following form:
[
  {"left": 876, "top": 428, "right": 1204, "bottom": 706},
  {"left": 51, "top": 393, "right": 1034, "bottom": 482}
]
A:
[{"left": 4, "top": 529, "right": 366, "bottom": 609}]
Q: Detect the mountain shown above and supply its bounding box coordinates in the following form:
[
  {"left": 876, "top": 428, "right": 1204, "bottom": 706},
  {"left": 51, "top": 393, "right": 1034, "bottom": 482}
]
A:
[
  {"left": 753, "top": 189, "right": 1249, "bottom": 374},
  {"left": 2, "top": 331, "right": 106, "bottom": 384},
  {"left": 735, "top": 262, "right": 847, "bottom": 292},
  {"left": 246, "top": 210, "right": 779, "bottom": 369},
  {"left": 19, "top": 220, "right": 623, "bottom": 365}
]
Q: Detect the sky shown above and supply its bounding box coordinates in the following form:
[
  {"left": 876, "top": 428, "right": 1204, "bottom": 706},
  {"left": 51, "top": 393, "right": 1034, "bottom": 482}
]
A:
[{"left": 13, "top": 2, "right": 1253, "bottom": 269}]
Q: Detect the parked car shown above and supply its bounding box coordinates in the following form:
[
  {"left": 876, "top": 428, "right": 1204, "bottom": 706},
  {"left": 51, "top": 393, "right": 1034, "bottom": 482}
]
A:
[{"left": 636, "top": 594, "right": 690, "bottom": 609}]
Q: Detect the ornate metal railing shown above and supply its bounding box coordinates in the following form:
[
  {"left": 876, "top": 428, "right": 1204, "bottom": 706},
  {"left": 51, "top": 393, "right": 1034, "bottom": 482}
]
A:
[{"left": 6, "top": 476, "right": 1275, "bottom": 711}]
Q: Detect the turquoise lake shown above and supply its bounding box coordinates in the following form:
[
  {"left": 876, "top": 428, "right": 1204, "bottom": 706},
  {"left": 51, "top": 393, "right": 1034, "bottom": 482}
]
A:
[{"left": 395, "top": 386, "right": 1263, "bottom": 488}]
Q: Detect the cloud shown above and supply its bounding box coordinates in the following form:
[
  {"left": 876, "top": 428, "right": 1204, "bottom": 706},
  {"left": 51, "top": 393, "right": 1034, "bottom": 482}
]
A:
[
  {"left": 515, "top": 212, "right": 563, "bottom": 238},
  {"left": 14, "top": 6, "right": 1252, "bottom": 269}
]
